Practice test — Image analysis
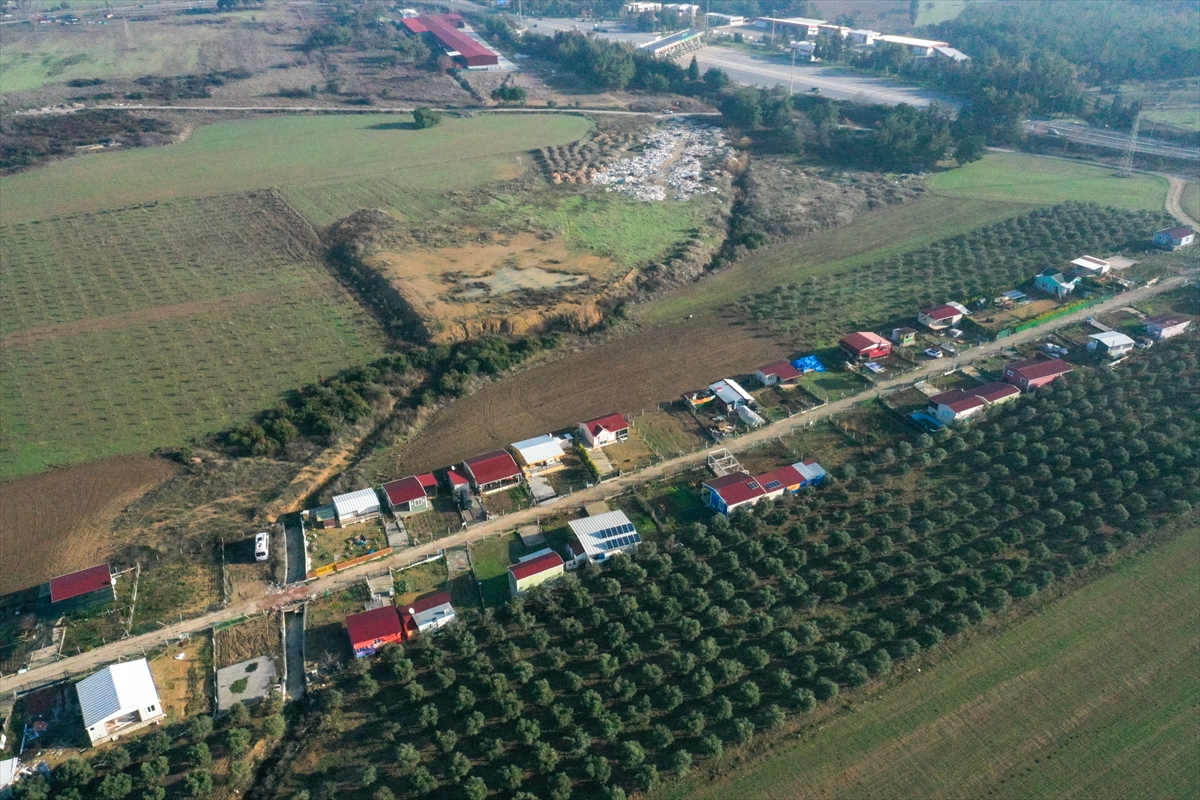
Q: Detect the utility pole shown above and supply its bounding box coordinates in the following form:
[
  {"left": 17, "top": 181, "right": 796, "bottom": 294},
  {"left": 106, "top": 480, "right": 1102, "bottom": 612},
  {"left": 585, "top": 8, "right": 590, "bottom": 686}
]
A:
[{"left": 1119, "top": 108, "right": 1141, "bottom": 177}]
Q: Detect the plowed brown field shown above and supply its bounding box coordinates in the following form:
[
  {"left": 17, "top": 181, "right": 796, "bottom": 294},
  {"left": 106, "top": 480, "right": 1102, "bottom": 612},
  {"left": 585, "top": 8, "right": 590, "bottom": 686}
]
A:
[
  {"left": 366, "top": 310, "right": 794, "bottom": 479},
  {"left": 0, "top": 454, "right": 175, "bottom": 595}
]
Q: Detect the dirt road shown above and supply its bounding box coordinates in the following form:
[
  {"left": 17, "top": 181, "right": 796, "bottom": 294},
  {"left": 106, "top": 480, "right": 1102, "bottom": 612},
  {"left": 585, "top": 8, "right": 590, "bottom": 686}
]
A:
[
  {"left": 1, "top": 274, "right": 1191, "bottom": 698},
  {"left": 1165, "top": 176, "right": 1199, "bottom": 229}
]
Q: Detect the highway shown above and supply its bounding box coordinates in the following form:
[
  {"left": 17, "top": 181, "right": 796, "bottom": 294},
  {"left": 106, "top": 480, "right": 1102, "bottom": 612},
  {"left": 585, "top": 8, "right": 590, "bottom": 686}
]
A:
[
  {"left": 1026, "top": 121, "right": 1199, "bottom": 161},
  {"left": 2, "top": 273, "right": 1192, "bottom": 699}
]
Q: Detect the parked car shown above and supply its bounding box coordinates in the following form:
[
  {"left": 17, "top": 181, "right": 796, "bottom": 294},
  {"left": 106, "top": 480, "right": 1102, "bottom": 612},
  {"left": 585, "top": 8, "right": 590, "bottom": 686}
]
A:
[
  {"left": 809, "top": 86, "right": 821, "bottom": 93},
  {"left": 1135, "top": 337, "right": 1153, "bottom": 349},
  {"left": 925, "top": 348, "right": 944, "bottom": 358}
]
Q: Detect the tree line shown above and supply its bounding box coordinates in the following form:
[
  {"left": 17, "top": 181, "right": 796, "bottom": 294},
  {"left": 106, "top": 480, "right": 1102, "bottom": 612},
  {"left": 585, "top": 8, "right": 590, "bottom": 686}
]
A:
[{"left": 262, "top": 331, "right": 1199, "bottom": 800}]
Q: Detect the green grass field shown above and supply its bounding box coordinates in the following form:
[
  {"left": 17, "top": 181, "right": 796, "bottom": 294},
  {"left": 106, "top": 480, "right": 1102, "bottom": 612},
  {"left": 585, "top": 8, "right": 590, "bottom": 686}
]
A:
[
  {"left": 1181, "top": 181, "right": 1200, "bottom": 223},
  {"left": 915, "top": 0, "right": 969, "bottom": 26},
  {"left": 928, "top": 152, "right": 1169, "bottom": 209},
  {"left": 1144, "top": 107, "right": 1200, "bottom": 132},
  {"left": 663, "top": 519, "right": 1200, "bottom": 800},
  {"left": 0, "top": 192, "right": 385, "bottom": 477},
  {"left": 0, "top": 114, "right": 591, "bottom": 226}
]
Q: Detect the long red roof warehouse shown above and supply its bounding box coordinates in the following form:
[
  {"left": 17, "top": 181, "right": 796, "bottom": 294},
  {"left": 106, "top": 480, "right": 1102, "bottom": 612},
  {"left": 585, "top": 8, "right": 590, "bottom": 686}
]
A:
[
  {"left": 50, "top": 563, "right": 112, "bottom": 603},
  {"left": 463, "top": 450, "right": 521, "bottom": 485},
  {"left": 419, "top": 15, "right": 499, "bottom": 66}
]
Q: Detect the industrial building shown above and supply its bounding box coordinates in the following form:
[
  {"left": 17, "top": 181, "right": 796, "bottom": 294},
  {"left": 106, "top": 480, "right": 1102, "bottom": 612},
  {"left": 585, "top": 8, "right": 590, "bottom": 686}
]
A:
[{"left": 402, "top": 14, "right": 500, "bottom": 68}]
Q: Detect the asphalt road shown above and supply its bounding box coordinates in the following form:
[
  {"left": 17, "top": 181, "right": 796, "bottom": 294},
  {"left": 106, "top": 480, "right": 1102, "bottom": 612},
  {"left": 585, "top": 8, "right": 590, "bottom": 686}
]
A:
[
  {"left": 1026, "top": 121, "right": 1199, "bottom": 161},
  {"left": 694, "top": 45, "right": 955, "bottom": 107},
  {"left": 2, "top": 274, "right": 1191, "bottom": 699}
]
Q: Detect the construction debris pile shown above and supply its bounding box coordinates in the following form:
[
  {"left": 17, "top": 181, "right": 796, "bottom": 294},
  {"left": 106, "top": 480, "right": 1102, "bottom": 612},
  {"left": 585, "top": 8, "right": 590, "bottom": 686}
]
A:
[{"left": 592, "top": 121, "right": 730, "bottom": 201}]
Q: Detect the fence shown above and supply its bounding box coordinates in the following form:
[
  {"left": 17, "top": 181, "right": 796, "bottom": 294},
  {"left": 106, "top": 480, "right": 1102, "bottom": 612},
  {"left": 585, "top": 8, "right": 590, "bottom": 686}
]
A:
[
  {"left": 994, "top": 295, "right": 1108, "bottom": 339},
  {"left": 305, "top": 547, "right": 393, "bottom": 580}
]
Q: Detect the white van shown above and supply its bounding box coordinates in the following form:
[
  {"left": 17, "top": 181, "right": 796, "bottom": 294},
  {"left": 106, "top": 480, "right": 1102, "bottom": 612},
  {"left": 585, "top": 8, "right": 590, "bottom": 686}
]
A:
[{"left": 254, "top": 532, "right": 270, "bottom": 562}]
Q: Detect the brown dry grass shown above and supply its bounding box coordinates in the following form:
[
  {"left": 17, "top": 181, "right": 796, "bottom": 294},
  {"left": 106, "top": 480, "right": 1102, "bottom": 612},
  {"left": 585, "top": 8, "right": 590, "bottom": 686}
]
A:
[
  {"left": 636, "top": 408, "right": 710, "bottom": 459},
  {"left": 0, "top": 454, "right": 175, "bottom": 595},
  {"left": 601, "top": 426, "right": 656, "bottom": 471},
  {"left": 369, "top": 312, "right": 792, "bottom": 479},
  {"left": 215, "top": 611, "right": 282, "bottom": 669},
  {"left": 372, "top": 232, "right": 621, "bottom": 342},
  {"left": 150, "top": 635, "right": 213, "bottom": 722}
]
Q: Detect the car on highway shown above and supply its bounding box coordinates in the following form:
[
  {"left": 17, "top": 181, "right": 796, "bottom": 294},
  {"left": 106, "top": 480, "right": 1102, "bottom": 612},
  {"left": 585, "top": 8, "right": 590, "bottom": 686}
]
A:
[
  {"left": 925, "top": 348, "right": 944, "bottom": 359},
  {"left": 810, "top": 86, "right": 821, "bottom": 93}
]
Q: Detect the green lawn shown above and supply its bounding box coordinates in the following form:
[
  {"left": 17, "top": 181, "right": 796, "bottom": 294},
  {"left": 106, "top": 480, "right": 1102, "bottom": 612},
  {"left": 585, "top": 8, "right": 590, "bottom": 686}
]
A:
[
  {"left": 0, "top": 113, "right": 590, "bottom": 226},
  {"left": 915, "top": 0, "right": 969, "bottom": 26},
  {"left": 0, "top": 192, "right": 386, "bottom": 478},
  {"left": 640, "top": 196, "right": 1032, "bottom": 322},
  {"left": 470, "top": 534, "right": 519, "bottom": 608},
  {"left": 663, "top": 519, "right": 1200, "bottom": 800},
  {"left": 1181, "top": 181, "right": 1200, "bottom": 223},
  {"left": 1144, "top": 107, "right": 1200, "bottom": 132},
  {"left": 928, "top": 152, "right": 1169, "bottom": 209}
]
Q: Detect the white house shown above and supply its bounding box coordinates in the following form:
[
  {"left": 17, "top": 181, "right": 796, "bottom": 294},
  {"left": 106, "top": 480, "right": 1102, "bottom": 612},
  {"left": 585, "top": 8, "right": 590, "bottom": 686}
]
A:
[
  {"left": 849, "top": 29, "right": 880, "bottom": 45},
  {"left": 567, "top": 510, "right": 642, "bottom": 563},
  {"left": 76, "top": 659, "right": 165, "bottom": 746},
  {"left": 1153, "top": 226, "right": 1195, "bottom": 250},
  {"left": 332, "top": 488, "right": 381, "bottom": 527},
  {"left": 578, "top": 413, "right": 630, "bottom": 448},
  {"left": 1144, "top": 313, "right": 1191, "bottom": 341},
  {"left": 511, "top": 434, "right": 566, "bottom": 473},
  {"left": 1087, "top": 331, "right": 1135, "bottom": 358},
  {"left": 1070, "top": 255, "right": 1111, "bottom": 276},
  {"left": 708, "top": 378, "right": 754, "bottom": 411},
  {"left": 917, "top": 302, "right": 968, "bottom": 330}
]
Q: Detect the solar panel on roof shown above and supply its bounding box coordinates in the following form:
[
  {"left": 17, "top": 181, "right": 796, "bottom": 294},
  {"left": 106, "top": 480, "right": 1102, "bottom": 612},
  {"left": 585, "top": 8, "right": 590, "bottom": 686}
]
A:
[{"left": 764, "top": 481, "right": 781, "bottom": 490}]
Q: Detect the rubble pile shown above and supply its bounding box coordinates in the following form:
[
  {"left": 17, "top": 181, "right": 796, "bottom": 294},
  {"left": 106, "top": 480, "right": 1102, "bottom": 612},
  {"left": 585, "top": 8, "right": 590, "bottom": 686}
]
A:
[{"left": 592, "top": 121, "right": 730, "bottom": 202}]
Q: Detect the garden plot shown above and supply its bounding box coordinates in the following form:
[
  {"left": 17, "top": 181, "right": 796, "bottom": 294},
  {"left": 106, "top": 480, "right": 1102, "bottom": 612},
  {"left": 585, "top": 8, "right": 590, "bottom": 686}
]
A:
[{"left": 593, "top": 120, "right": 731, "bottom": 202}]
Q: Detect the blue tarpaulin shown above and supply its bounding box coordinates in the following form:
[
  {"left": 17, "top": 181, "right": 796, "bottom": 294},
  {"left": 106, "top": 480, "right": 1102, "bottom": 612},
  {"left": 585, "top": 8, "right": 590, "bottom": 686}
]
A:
[{"left": 791, "top": 355, "right": 826, "bottom": 374}]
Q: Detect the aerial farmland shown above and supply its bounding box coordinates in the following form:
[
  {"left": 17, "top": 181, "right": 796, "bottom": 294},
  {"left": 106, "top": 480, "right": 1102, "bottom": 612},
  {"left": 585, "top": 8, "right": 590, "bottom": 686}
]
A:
[{"left": 0, "top": 1, "right": 1198, "bottom": 799}]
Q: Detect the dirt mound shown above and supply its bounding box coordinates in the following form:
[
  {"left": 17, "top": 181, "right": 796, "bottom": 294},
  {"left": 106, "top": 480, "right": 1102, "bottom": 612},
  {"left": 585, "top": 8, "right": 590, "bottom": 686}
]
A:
[{"left": 0, "top": 455, "right": 176, "bottom": 595}]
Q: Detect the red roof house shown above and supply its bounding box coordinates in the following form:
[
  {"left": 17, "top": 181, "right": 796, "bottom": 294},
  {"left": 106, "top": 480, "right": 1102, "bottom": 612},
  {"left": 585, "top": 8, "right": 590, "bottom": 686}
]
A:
[
  {"left": 929, "top": 381, "right": 1020, "bottom": 424},
  {"left": 346, "top": 605, "right": 404, "bottom": 657},
  {"left": 702, "top": 472, "right": 766, "bottom": 514},
  {"left": 839, "top": 332, "right": 892, "bottom": 360},
  {"left": 508, "top": 550, "right": 565, "bottom": 595},
  {"left": 1144, "top": 313, "right": 1191, "bottom": 341},
  {"left": 49, "top": 564, "right": 114, "bottom": 604},
  {"left": 1002, "top": 357, "right": 1074, "bottom": 391},
  {"left": 754, "top": 361, "right": 804, "bottom": 387},
  {"left": 917, "top": 303, "right": 966, "bottom": 330},
  {"left": 400, "top": 591, "right": 457, "bottom": 637},
  {"left": 578, "top": 413, "right": 630, "bottom": 448},
  {"left": 415, "top": 473, "right": 438, "bottom": 493},
  {"left": 463, "top": 451, "right": 522, "bottom": 494},
  {"left": 381, "top": 476, "right": 430, "bottom": 515}
]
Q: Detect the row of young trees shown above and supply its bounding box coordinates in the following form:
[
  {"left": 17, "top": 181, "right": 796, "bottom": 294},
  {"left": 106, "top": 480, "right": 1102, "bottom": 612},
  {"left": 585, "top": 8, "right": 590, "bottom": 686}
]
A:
[
  {"left": 267, "top": 333, "right": 1198, "bottom": 799},
  {"left": 222, "top": 334, "right": 561, "bottom": 458},
  {"left": 737, "top": 202, "right": 1170, "bottom": 337},
  {"left": 14, "top": 696, "right": 286, "bottom": 800}
]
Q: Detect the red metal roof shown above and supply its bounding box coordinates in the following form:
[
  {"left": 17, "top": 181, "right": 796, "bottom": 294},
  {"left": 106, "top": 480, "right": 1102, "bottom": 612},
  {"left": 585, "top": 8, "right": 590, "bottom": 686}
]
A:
[
  {"left": 416, "top": 472, "right": 438, "bottom": 490},
  {"left": 756, "top": 464, "right": 804, "bottom": 491},
  {"left": 1160, "top": 226, "right": 1194, "bottom": 238},
  {"left": 401, "top": 17, "right": 428, "bottom": 33},
  {"left": 464, "top": 450, "right": 521, "bottom": 486},
  {"left": 404, "top": 591, "right": 453, "bottom": 615},
  {"left": 1005, "top": 357, "right": 1074, "bottom": 382},
  {"left": 382, "top": 476, "right": 426, "bottom": 506},
  {"left": 345, "top": 605, "right": 403, "bottom": 648},
  {"left": 509, "top": 551, "right": 565, "bottom": 581},
  {"left": 840, "top": 332, "right": 890, "bottom": 353},
  {"left": 1144, "top": 313, "right": 1189, "bottom": 328},
  {"left": 756, "top": 361, "right": 803, "bottom": 381},
  {"left": 704, "top": 471, "right": 766, "bottom": 506},
  {"left": 929, "top": 388, "right": 985, "bottom": 414},
  {"left": 49, "top": 563, "right": 112, "bottom": 603},
  {"left": 420, "top": 14, "right": 497, "bottom": 63},
  {"left": 581, "top": 412, "right": 629, "bottom": 437},
  {"left": 975, "top": 381, "right": 1020, "bottom": 403},
  {"left": 920, "top": 304, "right": 962, "bottom": 320},
  {"left": 447, "top": 468, "right": 469, "bottom": 487}
]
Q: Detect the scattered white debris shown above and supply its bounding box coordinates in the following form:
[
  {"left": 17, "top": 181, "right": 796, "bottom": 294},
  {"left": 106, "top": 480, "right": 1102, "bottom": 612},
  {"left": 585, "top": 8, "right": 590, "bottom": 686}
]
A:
[{"left": 593, "top": 120, "right": 730, "bottom": 202}]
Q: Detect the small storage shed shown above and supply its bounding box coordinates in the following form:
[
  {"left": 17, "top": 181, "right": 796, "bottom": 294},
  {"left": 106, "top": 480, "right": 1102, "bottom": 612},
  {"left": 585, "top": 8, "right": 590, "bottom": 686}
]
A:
[
  {"left": 381, "top": 477, "right": 430, "bottom": 516},
  {"left": 332, "top": 488, "right": 382, "bottom": 527}
]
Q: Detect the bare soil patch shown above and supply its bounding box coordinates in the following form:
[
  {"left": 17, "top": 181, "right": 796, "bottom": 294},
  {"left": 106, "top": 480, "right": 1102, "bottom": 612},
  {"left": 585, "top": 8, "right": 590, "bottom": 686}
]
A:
[
  {"left": 367, "top": 312, "right": 793, "bottom": 479},
  {"left": 373, "top": 231, "right": 624, "bottom": 341},
  {"left": 0, "top": 454, "right": 175, "bottom": 595}
]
